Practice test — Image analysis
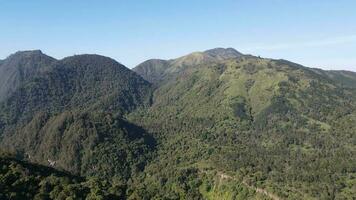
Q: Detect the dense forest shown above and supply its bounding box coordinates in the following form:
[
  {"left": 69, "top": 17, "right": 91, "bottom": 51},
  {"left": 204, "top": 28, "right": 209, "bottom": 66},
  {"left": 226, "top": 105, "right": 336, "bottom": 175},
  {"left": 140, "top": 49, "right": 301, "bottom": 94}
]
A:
[{"left": 0, "top": 48, "right": 355, "bottom": 199}]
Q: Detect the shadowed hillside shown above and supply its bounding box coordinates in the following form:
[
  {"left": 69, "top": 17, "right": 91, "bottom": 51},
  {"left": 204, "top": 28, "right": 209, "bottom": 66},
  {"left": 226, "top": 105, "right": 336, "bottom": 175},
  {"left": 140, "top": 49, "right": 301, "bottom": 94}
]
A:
[
  {"left": 0, "top": 50, "right": 56, "bottom": 102},
  {"left": 0, "top": 152, "right": 125, "bottom": 199},
  {"left": 0, "top": 51, "right": 156, "bottom": 184}
]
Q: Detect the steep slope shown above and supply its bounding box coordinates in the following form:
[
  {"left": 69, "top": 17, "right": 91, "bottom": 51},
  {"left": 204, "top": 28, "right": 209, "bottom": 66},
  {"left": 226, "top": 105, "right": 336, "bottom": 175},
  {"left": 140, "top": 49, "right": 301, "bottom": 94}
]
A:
[
  {"left": 0, "top": 53, "right": 155, "bottom": 182},
  {"left": 0, "top": 50, "right": 56, "bottom": 102},
  {"left": 132, "top": 59, "right": 170, "bottom": 83},
  {"left": 133, "top": 48, "right": 242, "bottom": 84},
  {"left": 0, "top": 54, "right": 152, "bottom": 125},
  {"left": 129, "top": 53, "right": 356, "bottom": 199},
  {"left": 1, "top": 111, "right": 155, "bottom": 180}
]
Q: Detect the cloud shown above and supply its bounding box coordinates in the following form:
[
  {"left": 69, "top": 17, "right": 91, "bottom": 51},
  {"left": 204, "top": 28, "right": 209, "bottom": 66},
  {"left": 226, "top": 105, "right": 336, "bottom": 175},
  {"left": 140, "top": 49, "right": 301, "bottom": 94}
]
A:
[{"left": 243, "top": 34, "right": 356, "bottom": 51}]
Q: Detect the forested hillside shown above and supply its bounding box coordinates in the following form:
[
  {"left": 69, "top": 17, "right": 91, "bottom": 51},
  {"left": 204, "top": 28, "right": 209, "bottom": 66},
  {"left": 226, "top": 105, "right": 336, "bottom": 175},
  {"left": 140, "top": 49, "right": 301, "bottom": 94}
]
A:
[
  {"left": 0, "top": 49, "right": 355, "bottom": 199},
  {"left": 0, "top": 151, "right": 125, "bottom": 199},
  {"left": 129, "top": 51, "right": 356, "bottom": 199},
  {"left": 0, "top": 51, "right": 155, "bottom": 183},
  {"left": 311, "top": 68, "right": 356, "bottom": 88},
  {"left": 0, "top": 50, "right": 56, "bottom": 102}
]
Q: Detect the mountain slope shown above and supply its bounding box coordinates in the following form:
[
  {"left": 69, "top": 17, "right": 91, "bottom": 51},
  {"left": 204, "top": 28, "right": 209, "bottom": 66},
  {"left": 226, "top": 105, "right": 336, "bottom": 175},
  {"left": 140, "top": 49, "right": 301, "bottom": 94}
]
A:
[
  {"left": 132, "top": 59, "right": 170, "bottom": 84},
  {"left": 0, "top": 54, "right": 152, "bottom": 125},
  {"left": 311, "top": 68, "right": 356, "bottom": 88},
  {"left": 0, "top": 52, "right": 155, "bottom": 182},
  {"left": 133, "top": 48, "right": 243, "bottom": 84},
  {"left": 0, "top": 152, "right": 124, "bottom": 199},
  {"left": 129, "top": 50, "right": 356, "bottom": 199},
  {"left": 1, "top": 111, "right": 155, "bottom": 179},
  {"left": 0, "top": 50, "right": 56, "bottom": 102}
]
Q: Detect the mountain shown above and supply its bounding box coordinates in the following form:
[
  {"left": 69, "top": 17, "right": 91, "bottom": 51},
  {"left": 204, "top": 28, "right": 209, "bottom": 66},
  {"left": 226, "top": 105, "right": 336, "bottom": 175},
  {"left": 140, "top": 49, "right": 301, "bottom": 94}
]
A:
[
  {"left": 0, "top": 52, "right": 155, "bottom": 181},
  {"left": 133, "top": 47, "right": 243, "bottom": 84},
  {"left": 0, "top": 53, "right": 152, "bottom": 125},
  {"left": 0, "top": 50, "right": 56, "bottom": 102},
  {"left": 1, "top": 111, "right": 155, "bottom": 180},
  {"left": 0, "top": 48, "right": 355, "bottom": 199},
  {"left": 129, "top": 49, "right": 356, "bottom": 199}
]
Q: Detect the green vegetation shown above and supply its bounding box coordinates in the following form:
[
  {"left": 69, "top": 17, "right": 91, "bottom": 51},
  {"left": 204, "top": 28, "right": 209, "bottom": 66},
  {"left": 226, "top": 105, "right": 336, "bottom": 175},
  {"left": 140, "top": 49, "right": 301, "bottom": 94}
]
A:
[
  {"left": 130, "top": 52, "right": 356, "bottom": 199},
  {"left": 0, "top": 152, "right": 125, "bottom": 199},
  {"left": 0, "top": 50, "right": 56, "bottom": 102},
  {"left": 311, "top": 68, "right": 356, "bottom": 88},
  {"left": 0, "top": 48, "right": 355, "bottom": 199},
  {"left": 0, "top": 52, "right": 156, "bottom": 196},
  {"left": 1, "top": 111, "right": 155, "bottom": 180},
  {"left": 133, "top": 48, "right": 242, "bottom": 84}
]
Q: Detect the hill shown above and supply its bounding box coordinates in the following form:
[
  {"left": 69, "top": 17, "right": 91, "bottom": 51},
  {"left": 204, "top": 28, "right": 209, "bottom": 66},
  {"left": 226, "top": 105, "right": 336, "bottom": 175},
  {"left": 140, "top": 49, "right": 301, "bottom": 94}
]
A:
[
  {"left": 0, "top": 53, "right": 152, "bottom": 125},
  {"left": 133, "top": 48, "right": 242, "bottom": 84},
  {"left": 0, "top": 52, "right": 155, "bottom": 182},
  {"left": 129, "top": 49, "right": 356, "bottom": 199},
  {"left": 0, "top": 50, "right": 56, "bottom": 102}
]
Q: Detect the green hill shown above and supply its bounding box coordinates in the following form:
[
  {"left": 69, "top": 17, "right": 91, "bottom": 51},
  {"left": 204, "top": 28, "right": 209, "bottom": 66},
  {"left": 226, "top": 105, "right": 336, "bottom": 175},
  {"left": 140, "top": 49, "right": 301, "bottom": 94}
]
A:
[
  {"left": 129, "top": 49, "right": 356, "bottom": 199},
  {"left": 133, "top": 48, "right": 242, "bottom": 84},
  {"left": 1, "top": 111, "right": 155, "bottom": 180},
  {"left": 0, "top": 53, "right": 152, "bottom": 125},
  {"left": 0, "top": 52, "right": 155, "bottom": 183},
  {"left": 0, "top": 50, "right": 56, "bottom": 102},
  {"left": 0, "top": 152, "right": 125, "bottom": 199}
]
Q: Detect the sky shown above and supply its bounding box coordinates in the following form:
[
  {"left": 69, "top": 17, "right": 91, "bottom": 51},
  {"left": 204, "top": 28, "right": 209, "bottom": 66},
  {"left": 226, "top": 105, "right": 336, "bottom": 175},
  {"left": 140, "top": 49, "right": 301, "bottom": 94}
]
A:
[{"left": 0, "top": 0, "right": 356, "bottom": 71}]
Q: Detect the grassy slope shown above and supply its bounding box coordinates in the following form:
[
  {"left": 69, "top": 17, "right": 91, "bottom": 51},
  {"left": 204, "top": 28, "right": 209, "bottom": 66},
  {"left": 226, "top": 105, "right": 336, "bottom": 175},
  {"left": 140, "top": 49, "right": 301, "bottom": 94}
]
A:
[{"left": 128, "top": 55, "right": 356, "bottom": 199}]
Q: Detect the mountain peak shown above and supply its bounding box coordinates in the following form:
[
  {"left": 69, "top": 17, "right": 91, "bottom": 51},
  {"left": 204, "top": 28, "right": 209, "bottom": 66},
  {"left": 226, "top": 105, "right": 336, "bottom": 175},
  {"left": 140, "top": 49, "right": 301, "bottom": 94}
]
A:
[
  {"left": 134, "top": 47, "right": 245, "bottom": 83},
  {"left": 15, "top": 49, "right": 43, "bottom": 54},
  {"left": 5, "top": 50, "right": 56, "bottom": 65},
  {"left": 0, "top": 50, "right": 57, "bottom": 102},
  {"left": 10, "top": 50, "right": 46, "bottom": 59},
  {"left": 203, "top": 47, "right": 243, "bottom": 58},
  {"left": 60, "top": 54, "right": 129, "bottom": 73},
  {"left": 62, "top": 54, "right": 118, "bottom": 63},
  {"left": 171, "top": 48, "right": 243, "bottom": 68}
]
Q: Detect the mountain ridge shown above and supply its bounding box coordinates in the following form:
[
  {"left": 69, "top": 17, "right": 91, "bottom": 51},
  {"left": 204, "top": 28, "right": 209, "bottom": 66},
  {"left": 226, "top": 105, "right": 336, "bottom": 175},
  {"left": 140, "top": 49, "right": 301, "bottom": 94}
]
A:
[
  {"left": 0, "top": 51, "right": 155, "bottom": 182},
  {"left": 133, "top": 47, "right": 244, "bottom": 84},
  {"left": 128, "top": 49, "right": 356, "bottom": 199}
]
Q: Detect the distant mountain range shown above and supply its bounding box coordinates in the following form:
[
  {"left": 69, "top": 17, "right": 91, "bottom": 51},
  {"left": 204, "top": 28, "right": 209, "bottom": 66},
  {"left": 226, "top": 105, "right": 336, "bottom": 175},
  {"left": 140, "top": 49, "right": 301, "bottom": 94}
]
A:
[{"left": 0, "top": 48, "right": 355, "bottom": 199}]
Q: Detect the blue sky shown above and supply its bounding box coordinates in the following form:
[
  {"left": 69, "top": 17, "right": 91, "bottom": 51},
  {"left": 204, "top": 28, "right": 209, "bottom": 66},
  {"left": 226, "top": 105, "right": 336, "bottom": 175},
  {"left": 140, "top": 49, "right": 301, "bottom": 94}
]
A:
[{"left": 0, "top": 0, "right": 355, "bottom": 71}]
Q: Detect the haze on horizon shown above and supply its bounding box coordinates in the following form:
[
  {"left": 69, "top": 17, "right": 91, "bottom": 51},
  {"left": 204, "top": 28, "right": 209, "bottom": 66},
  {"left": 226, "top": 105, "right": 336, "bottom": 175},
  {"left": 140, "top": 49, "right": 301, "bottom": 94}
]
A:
[{"left": 1, "top": 0, "right": 355, "bottom": 71}]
